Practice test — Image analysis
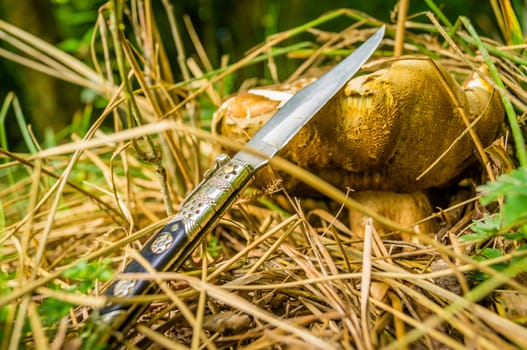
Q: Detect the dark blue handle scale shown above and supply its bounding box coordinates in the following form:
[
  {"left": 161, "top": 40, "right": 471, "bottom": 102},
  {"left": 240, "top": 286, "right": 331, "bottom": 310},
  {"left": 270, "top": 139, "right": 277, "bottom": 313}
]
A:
[{"left": 98, "top": 155, "right": 254, "bottom": 329}]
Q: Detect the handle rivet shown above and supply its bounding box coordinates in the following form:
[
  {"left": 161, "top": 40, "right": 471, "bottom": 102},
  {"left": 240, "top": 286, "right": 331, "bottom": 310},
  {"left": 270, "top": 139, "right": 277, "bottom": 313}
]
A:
[
  {"left": 114, "top": 279, "right": 136, "bottom": 297},
  {"left": 223, "top": 164, "right": 235, "bottom": 174},
  {"left": 151, "top": 232, "right": 174, "bottom": 254}
]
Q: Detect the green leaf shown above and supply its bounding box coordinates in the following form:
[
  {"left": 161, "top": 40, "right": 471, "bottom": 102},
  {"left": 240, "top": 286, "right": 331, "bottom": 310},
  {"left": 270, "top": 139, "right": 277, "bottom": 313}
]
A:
[
  {"left": 479, "top": 167, "right": 527, "bottom": 205},
  {"left": 461, "top": 214, "right": 501, "bottom": 242},
  {"left": 56, "top": 38, "right": 83, "bottom": 53},
  {"left": 0, "top": 271, "right": 12, "bottom": 295},
  {"left": 503, "top": 194, "right": 527, "bottom": 227},
  {"left": 469, "top": 270, "right": 487, "bottom": 283},
  {"left": 503, "top": 231, "right": 527, "bottom": 240},
  {"left": 502, "top": 0, "right": 524, "bottom": 45},
  {"left": 62, "top": 259, "right": 113, "bottom": 294},
  {"left": 512, "top": 245, "right": 527, "bottom": 265},
  {"left": 472, "top": 248, "right": 509, "bottom": 277},
  {"left": 207, "top": 236, "right": 222, "bottom": 258},
  {"left": 460, "top": 232, "right": 493, "bottom": 241},
  {"left": 475, "top": 247, "right": 504, "bottom": 260},
  {"left": 39, "top": 298, "right": 73, "bottom": 326},
  {"left": 478, "top": 167, "right": 527, "bottom": 228},
  {"left": 38, "top": 261, "right": 113, "bottom": 326},
  {"left": 63, "top": 260, "right": 88, "bottom": 280},
  {"left": 63, "top": 259, "right": 113, "bottom": 282}
]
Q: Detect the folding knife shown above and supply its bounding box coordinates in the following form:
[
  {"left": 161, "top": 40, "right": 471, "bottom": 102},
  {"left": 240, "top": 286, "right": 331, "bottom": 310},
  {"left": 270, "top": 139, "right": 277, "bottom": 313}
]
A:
[{"left": 95, "top": 26, "right": 384, "bottom": 334}]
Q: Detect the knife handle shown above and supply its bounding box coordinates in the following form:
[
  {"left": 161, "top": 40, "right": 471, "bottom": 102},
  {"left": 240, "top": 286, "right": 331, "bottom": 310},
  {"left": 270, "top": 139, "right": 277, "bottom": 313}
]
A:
[{"left": 98, "top": 154, "right": 254, "bottom": 327}]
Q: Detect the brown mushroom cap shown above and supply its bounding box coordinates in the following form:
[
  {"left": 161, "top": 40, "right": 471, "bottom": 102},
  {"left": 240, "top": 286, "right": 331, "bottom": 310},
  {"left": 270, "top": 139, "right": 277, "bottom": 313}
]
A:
[{"left": 213, "top": 57, "right": 504, "bottom": 194}]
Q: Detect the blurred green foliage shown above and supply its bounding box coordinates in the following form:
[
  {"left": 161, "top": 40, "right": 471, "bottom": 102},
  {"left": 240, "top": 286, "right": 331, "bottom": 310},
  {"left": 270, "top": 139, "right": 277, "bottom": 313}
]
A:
[
  {"left": 39, "top": 259, "right": 113, "bottom": 326},
  {"left": 0, "top": 0, "right": 522, "bottom": 149},
  {"left": 154, "top": 0, "right": 503, "bottom": 81}
]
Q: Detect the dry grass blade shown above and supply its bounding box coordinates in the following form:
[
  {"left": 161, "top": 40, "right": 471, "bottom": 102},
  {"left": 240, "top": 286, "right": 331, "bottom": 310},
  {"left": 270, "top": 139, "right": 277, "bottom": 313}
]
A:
[
  {"left": 394, "top": 0, "right": 410, "bottom": 56},
  {"left": 136, "top": 324, "right": 189, "bottom": 350}
]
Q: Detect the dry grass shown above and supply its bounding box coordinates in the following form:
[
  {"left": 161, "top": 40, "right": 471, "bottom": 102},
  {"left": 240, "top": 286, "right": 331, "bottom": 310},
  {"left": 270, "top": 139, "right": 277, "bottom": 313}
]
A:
[{"left": 1, "top": 1, "right": 527, "bottom": 349}]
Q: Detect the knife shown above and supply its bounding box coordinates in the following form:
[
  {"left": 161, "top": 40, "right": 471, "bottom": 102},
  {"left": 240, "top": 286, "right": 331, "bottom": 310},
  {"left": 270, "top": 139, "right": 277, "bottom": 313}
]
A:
[{"left": 94, "top": 26, "right": 384, "bottom": 335}]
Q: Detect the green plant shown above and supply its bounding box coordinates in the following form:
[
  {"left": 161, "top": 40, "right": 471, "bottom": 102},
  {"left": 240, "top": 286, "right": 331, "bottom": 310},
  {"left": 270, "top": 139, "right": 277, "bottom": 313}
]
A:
[
  {"left": 0, "top": 271, "right": 18, "bottom": 346},
  {"left": 0, "top": 259, "right": 112, "bottom": 348},
  {"left": 478, "top": 167, "right": 527, "bottom": 229},
  {"left": 39, "top": 259, "right": 113, "bottom": 326},
  {"left": 462, "top": 167, "right": 527, "bottom": 283},
  {"left": 207, "top": 236, "right": 222, "bottom": 258},
  {"left": 464, "top": 167, "right": 527, "bottom": 240}
]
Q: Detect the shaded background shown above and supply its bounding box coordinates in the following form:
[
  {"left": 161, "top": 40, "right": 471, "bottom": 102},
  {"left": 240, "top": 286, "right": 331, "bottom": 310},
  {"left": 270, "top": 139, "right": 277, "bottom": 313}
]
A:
[{"left": 0, "top": 0, "right": 513, "bottom": 150}]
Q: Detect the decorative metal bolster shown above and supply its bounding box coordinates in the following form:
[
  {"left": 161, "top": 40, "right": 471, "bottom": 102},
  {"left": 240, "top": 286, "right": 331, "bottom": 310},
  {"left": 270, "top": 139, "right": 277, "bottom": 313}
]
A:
[{"left": 179, "top": 154, "right": 254, "bottom": 236}]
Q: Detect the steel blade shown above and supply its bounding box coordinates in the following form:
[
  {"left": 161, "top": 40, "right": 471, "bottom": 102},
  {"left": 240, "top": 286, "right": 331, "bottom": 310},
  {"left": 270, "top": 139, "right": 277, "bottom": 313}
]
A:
[{"left": 235, "top": 25, "right": 385, "bottom": 169}]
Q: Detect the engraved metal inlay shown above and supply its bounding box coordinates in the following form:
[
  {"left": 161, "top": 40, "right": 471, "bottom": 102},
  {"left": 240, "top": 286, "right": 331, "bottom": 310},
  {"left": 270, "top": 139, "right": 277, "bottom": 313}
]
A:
[
  {"left": 223, "top": 163, "right": 236, "bottom": 174},
  {"left": 177, "top": 158, "right": 253, "bottom": 237},
  {"left": 192, "top": 191, "right": 217, "bottom": 205},
  {"left": 207, "top": 176, "right": 233, "bottom": 190},
  {"left": 169, "top": 222, "right": 180, "bottom": 231},
  {"left": 113, "top": 279, "right": 136, "bottom": 297},
  {"left": 151, "top": 232, "right": 174, "bottom": 254},
  {"left": 183, "top": 219, "right": 198, "bottom": 236}
]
